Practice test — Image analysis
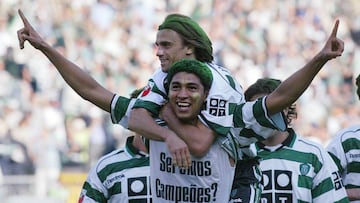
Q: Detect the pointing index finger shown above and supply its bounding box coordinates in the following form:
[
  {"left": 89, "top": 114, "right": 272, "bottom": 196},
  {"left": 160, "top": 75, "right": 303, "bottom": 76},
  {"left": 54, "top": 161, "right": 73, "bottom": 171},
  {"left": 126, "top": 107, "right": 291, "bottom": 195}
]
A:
[
  {"left": 330, "top": 19, "right": 339, "bottom": 38},
  {"left": 18, "top": 9, "right": 31, "bottom": 27}
]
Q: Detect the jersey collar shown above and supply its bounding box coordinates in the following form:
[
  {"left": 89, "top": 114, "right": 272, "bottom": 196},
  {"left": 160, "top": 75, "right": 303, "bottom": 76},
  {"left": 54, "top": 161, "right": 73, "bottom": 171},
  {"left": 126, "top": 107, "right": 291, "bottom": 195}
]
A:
[{"left": 125, "top": 136, "right": 148, "bottom": 157}]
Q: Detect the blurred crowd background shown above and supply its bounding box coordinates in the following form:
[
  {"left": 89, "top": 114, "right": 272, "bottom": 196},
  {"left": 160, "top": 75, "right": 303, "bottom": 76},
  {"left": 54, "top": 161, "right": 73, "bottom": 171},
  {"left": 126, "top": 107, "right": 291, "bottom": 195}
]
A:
[{"left": 1, "top": 0, "right": 360, "bottom": 202}]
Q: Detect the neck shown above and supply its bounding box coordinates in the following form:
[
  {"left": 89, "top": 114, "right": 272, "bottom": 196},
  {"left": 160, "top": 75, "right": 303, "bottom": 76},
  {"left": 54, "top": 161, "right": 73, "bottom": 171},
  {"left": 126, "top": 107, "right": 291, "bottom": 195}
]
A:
[
  {"left": 262, "top": 130, "right": 289, "bottom": 146},
  {"left": 132, "top": 135, "right": 148, "bottom": 153}
]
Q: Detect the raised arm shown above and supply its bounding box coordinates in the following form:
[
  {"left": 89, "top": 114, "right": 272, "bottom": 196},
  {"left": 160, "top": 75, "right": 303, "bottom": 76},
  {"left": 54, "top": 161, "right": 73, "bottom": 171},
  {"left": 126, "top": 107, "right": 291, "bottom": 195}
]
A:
[
  {"left": 17, "top": 9, "right": 114, "bottom": 112},
  {"left": 266, "top": 20, "right": 344, "bottom": 114}
]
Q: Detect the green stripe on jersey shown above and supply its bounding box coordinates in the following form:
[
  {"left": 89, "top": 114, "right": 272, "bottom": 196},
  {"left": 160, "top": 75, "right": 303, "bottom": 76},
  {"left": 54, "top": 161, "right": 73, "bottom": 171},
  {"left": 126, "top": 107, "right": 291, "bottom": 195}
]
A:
[
  {"left": 238, "top": 128, "right": 266, "bottom": 141},
  {"left": 226, "top": 75, "right": 236, "bottom": 89},
  {"left": 347, "top": 161, "right": 360, "bottom": 173},
  {"left": 312, "top": 177, "right": 334, "bottom": 198},
  {"left": 108, "top": 182, "right": 122, "bottom": 198},
  {"left": 252, "top": 99, "right": 275, "bottom": 129},
  {"left": 335, "top": 197, "right": 352, "bottom": 203},
  {"left": 298, "top": 175, "right": 312, "bottom": 189},
  {"left": 328, "top": 152, "right": 344, "bottom": 174},
  {"left": 83, "top": 181, "right": 107, "bottom": 202},
  {"left": 259, "top": 148, "right": 323, "bottom": 173},
  {"left": 342, "top": 137, "right": 360, "bottom": 153},
  {"left": 98, "top": 157, "right": 149, "bottom": 182},
  {"left": 112, "top": 96, "right": 130, "bottom": 123},
  {"left": 133, "top": 100, "right": 161, "bottom": 117}
]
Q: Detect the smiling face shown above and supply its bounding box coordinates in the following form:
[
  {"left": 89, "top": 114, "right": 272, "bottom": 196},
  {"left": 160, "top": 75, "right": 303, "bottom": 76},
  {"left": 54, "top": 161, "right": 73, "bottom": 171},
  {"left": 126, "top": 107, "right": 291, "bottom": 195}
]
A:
[
  {"left": 168, "top": 72, "right": 208, "bottom": 124},
  {"left": 155, "top": 29, "right": 195, "bottom": 72}
]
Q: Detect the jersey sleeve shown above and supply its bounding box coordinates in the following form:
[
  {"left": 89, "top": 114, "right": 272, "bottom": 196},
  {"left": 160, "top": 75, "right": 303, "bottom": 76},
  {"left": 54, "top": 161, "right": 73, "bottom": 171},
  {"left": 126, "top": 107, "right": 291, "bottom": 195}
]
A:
[
  {"left": 326, "top": 133, "right": 347, "bottom": 174},
  {"left": 231, "top": 96, "right": 286, "bottom": 146},
  {"left": 110, "top": 94, "right": 135, "bottom": 129},
  {"left": 199, "top": 63, "right": 245, "bottom": 136},
  {"left": 132, "top": 68, "right": 168, "bottom": 117},
  {"left": 312, "top": 147, "right": 349, "bottom": 203},
  {"left": 79, "top": 165, "right": 108, "bottom": 203},
  {"left": 323, "top": 149, "right": 349, "bottom": 202}
]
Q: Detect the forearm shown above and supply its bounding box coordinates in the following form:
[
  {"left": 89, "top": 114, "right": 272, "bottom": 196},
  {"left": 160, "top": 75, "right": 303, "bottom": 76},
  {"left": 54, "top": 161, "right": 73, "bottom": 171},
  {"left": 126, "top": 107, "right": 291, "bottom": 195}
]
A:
[
  {"left": 266, "top": 53, "right": 327, "bottom": 114},
  {"left": 163, "top": 112, "right": 214, "bottom": 157},
  {"left": 38, "top": 42, "right": 113, "bottom": 112},
  {"left": 128, "top": 108, "right": 172, "bottom": 141},
  {"left": 346, "top": 188, "right": 360, "bottom": 200}
]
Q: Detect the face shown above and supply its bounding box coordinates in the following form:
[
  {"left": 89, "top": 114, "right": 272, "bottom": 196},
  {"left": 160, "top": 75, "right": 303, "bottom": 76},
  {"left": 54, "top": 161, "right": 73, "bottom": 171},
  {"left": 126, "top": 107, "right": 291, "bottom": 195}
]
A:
[
  {"left": 168, "top": 72, "right": 208, "bottom": 124},
  {"left": 155, "top": 29, "right": 194, "bottom": 72}
]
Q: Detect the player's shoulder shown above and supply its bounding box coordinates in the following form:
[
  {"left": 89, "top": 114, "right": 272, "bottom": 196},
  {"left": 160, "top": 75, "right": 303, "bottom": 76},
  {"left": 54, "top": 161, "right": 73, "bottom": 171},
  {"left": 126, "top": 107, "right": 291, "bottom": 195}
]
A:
[
  {"left": 94, "top": 148, "right": 127, "bottom": 171},
  {"left": 150, "top": 67, "right": 167, "bottom": 79},
  {"left": 334, "top": 124, "right": 360, "bottom": 141},
  {"left": 206, "top": 62, "right": 232, "bottom": 75},
  {"left": 295, "top": 134, "right": 328, "bottom": 154}
]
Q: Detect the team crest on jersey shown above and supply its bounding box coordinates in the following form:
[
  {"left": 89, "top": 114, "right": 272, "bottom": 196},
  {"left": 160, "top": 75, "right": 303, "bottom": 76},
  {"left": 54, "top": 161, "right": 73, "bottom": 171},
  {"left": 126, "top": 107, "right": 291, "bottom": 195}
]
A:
[
  {"left": 208, "top": 98, "right": 227, "bottom": 116},
  {"left": 299, "top": 163, "right": 310, "bottom": 175},
  {"left": 141, "top": 82, "right": 154, "bottom": 97}
]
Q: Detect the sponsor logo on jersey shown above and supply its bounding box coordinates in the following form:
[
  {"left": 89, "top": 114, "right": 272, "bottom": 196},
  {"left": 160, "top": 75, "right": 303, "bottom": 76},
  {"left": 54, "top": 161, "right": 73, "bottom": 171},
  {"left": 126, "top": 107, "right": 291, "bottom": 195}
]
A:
[
  {"left": 128, "top": 176, "right": 151, "bottom": 202},
  {"left": 262, "top": 170, "right": 293, "bottom": 202},
  {"left": 208, "top": 98, "right": 227, "bottom": 116},
  {"left": 299, "top": 163, "right": 310, "bottom": 175},
  {"left": 331, "top": 171, "right": 345, "bottom": 190},
  {"left": 349, "top": 153, "right": 360, "bottom": 159},
  {"left": 141, "top": 82, "right": 154, "bottom": 97}
]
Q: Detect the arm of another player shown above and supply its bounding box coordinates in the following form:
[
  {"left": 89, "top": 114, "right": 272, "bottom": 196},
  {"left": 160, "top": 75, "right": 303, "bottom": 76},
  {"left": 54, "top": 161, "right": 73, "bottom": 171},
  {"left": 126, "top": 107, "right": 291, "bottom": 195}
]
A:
[
  {"left": 129, "top": 108, "right": 191, "bottom": 168},
  {"left": 160, "top": 102, "right": 215, "bottom": 157},
  {"left": 265, "top": 20, "right": 344, "bottom": 115},
  {"left": 17, "top": 9, "right": 114, "bottom": 112},
  {"left": 345, "top": 188, "right": 360, "bottom": 201}
]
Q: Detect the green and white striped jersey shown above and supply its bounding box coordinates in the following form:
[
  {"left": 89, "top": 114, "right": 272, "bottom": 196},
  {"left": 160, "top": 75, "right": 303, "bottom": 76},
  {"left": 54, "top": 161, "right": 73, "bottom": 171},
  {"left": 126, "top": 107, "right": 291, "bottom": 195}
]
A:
[
  {"left": 150, "top": 129, "right": 235, "bottom": 203},
  {"left": 133, "top": 63, "right": 245, "bottom": 136},
  {"left": 132, "top": 63, "right": 285, "bottom": 160},
  {"left": 78, "top": 136, "right": 151, "bottom": 203},
  {"left": 255, "top": 129, "right": 349, "bottom": 203},
  {"left": 327, "top": 125, "right": 360, "bottom": 203}
]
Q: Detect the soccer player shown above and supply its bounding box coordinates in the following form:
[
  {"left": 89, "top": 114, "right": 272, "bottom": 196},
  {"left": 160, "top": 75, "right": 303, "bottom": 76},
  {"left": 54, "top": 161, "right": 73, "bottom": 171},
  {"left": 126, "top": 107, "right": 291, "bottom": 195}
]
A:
[
  {"left": 149, "top": 59, "right": 235, "bottom": 202},
  {"left": 245, "top": 78, "right": 349, "bottom": 203},
  {"left": 78, "top": 88, "right": 151, "bottom": 203},
  {"left": 78, "top": 134, "right": 150, "bottom": 203},
  {"left": 327, "top": 74, "right": 360, "bottom": 202}
]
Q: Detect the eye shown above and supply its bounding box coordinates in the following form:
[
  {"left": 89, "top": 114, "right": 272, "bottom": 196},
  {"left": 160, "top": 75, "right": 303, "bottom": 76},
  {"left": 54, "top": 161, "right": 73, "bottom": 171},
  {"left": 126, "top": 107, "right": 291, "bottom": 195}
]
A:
[
  {"left": 188, "top": 85, "right": 198, "bottom": 91},
  {"left": 159, "top": 42, "right": 171, "bottom": 48},
  {"left": 170, "top": 83, "right": 180, "bottom": 91}
]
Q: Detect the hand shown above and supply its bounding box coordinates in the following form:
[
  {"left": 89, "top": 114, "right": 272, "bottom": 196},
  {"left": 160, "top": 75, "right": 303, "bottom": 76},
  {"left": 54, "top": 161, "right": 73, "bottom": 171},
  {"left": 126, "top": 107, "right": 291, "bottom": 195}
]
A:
[
  {"left": 319, "top": 19, "right": 345, "bottom": 61},
  {"left": 165, "top": 131, "right": 192, "bottom": 169},
  {"left": 17, "top": 9, "right": 45, "bottom": 50}
]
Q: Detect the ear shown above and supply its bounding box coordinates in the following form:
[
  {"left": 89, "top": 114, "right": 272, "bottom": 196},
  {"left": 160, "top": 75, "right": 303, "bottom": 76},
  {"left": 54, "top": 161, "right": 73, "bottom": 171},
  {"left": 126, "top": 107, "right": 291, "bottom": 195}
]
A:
[
  {"left": 204, "top": 90, "right": 209, "bottom": 99},
  {"left": 185, "top": 45, "right": 194, "bottom": 56}
]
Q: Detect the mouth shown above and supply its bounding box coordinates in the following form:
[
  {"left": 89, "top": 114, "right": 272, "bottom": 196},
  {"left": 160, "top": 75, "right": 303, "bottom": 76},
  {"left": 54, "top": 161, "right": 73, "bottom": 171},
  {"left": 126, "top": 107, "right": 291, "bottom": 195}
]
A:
[
  {"left": 176, "top": 102, "right": 191, "bottom": 111},
  {"left": 159, "top": 58, "right": 168, "bottom": 66}
]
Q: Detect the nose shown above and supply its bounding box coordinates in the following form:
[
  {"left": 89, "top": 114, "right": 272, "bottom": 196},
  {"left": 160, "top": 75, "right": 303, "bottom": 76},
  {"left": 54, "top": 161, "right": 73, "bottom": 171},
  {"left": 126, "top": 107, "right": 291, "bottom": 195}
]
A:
[
  {"left": 156, "top": 46, "right": 163, "bottom": 57},
  {"left": 177, "top": 88, "right": 188, "bottom": 98}
]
